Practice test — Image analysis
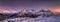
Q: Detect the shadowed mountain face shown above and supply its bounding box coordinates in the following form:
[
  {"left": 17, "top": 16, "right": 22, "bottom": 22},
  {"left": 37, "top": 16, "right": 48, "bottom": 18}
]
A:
[
  {"left": 0, "top": 13, "right": 7, "bottom": 21},
  {"left": 0, "top": 12, "right": 40, "bottom": 21}
]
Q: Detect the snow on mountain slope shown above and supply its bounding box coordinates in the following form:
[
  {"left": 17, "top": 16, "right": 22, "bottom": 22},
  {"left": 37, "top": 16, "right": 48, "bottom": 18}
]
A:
[
  {"left": 0, "top": 9, "right": 60, "bottom": 22},
  {"left": 0, "top": 16, "right": 60, "bottom": 22}
]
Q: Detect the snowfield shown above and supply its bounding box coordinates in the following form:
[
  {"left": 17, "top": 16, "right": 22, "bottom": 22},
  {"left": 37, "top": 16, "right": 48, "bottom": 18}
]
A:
[{"left": 0, "top": 16, "right": 60, "bottom": 22}]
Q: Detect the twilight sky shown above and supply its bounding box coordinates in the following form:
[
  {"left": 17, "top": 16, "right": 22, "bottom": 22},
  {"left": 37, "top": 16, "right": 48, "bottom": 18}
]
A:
[{"left": 0, "top": 0, "right": 60, "bottom": 11}]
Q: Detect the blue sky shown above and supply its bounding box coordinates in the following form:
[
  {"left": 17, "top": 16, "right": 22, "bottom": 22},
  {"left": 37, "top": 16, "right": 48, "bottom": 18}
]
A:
[{"left": 0, "top": 0, "right": 60, "bottom": 11}]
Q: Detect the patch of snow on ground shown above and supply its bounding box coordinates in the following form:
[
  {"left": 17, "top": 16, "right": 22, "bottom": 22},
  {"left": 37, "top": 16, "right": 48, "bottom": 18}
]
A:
[{"left": 0, "top": 16, "right": 60, "bottom": 22}]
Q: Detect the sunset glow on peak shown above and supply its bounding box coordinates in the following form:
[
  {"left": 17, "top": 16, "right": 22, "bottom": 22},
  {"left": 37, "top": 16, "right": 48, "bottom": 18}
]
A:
[{"left": 51, "top": 7, "right": 60, "bottom": 12}]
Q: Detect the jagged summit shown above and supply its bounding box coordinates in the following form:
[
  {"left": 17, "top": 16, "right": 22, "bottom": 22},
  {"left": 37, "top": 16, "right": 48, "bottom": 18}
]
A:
[
  {"left": 40, "top": 9, "right": 51, "bottom": 12},
  {"left": 0, "top": 9, "right": 59, "bottom": 21}
]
